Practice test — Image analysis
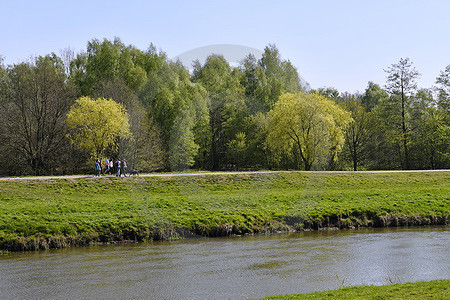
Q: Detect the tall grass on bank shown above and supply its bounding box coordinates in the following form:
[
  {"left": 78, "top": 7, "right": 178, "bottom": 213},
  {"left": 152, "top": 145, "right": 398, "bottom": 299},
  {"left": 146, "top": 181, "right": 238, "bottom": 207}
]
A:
[{"left": 1, "top": 171, "right": 449, "bottom": 251}]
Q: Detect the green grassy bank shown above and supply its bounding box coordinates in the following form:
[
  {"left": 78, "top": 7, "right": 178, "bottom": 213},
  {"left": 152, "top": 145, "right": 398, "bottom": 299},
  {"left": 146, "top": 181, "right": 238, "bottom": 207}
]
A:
[
  {"left": 261, "top": 280, "right": 450, "bottom": 299},
  {"left": 0, "top": 171, "right": 449, "bottom": 251}
]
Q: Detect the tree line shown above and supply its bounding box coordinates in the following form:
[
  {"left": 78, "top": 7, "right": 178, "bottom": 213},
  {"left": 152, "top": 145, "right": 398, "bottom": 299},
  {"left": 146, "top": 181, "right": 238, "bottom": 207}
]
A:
[{"left": 0, "top": 38, "right": 448, "bottom": 175}]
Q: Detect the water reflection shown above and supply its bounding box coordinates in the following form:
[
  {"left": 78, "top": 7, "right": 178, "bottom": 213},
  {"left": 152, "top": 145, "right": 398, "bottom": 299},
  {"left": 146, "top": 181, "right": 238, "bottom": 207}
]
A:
[{"left": 1, "top": 227, "right": 449, "bottom": 299}]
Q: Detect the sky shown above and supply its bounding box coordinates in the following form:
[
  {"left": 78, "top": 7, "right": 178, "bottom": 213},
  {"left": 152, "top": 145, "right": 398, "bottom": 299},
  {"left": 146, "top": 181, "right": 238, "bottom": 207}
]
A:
[{"left": 1, "top": 0, "right": 449, "bottom": 93}]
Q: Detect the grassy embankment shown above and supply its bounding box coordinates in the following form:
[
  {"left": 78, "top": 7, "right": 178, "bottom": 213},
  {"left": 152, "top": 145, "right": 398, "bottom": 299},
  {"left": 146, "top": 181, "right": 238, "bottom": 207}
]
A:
[
  {"left": 261, "top": 280, "right": 450, "bottom": 299},
  {"left": 0, "top": 171, "right": 448, "bottom": 251}
]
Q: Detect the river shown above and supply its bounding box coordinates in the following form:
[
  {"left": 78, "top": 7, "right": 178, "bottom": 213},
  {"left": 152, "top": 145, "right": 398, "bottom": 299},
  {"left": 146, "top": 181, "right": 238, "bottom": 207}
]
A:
[{"left": 1, "top": 227, "right": 448, "bottom": 299}]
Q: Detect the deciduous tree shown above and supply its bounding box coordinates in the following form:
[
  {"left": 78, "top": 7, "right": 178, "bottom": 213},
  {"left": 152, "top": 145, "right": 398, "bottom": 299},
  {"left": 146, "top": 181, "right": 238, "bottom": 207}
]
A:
[
  {"left": 69, "top": 38, "right": 162, "bottom": 96},
  {"left": 384, "top": 58, "right": 420, "bottom": 169},
  {"left": 361, "top": 82, "right": 389, "bottom": 111},
  {"left": 66, "top": 97, "right": 130, "bottom": 158},
  {"left": 140, "top": 60, "right": 210, "bottom": 170},
  {"left": 2, "top": 54, "right": 76, "bottom": 175},
  {"left": 340, "top": 96, "right": 372, "bottom": 170},
  {"left": 258, "top": 44, "right": 303, "bottom": 110},
  {"left": 435, "top": 65, "right": 450, "bottom": 112},
  {"left": 193, "top": 55, "right": 247, "bottom": 170},
  {"left": 267, "top": 92, "right": 351, "bottom": 170}
]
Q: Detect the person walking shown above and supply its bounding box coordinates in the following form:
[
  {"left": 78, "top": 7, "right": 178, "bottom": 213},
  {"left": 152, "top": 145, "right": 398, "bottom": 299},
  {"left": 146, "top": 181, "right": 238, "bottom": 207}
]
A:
[
  {"left": 104, "top": 158, "right": 110, "bottom": 175},
  {"left": 109, "top": 159, "right": 113, "bottom": 175},
  {"left": 116, "top": 159, "right": 121, "bottom": 177},
  {"left": 95, "top": 159, "right": 101, "bottom": 177},
  {"left": 121, "top": 159, "right": 127, "bottom": 177}
]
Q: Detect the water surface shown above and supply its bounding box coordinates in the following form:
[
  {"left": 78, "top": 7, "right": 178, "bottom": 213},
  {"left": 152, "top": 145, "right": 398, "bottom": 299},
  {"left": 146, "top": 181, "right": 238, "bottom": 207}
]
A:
[{"left": 1, "top": 227, "right": 448, "bottom": 299}]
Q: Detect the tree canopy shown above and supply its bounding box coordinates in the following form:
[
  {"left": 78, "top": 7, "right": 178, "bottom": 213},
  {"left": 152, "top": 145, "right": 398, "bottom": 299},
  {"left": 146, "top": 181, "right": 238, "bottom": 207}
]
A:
[
  {"left": 0, "top": 38, "right": 448, "bottom": 175},
  {"left": 267, "top": 92, "right": 352, "bottom": 170},
  {"left": 0, "top": 55, "right": 76, "bottom": 175},
  {"left": 66, "top": 97, "right": 130, "bottom": 158}
]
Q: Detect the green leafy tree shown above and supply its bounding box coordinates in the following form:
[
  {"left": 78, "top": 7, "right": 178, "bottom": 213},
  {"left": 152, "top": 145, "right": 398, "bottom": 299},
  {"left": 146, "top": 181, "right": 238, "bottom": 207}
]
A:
[
  {"left": 69, "top": 52, "right": 88, "bottom": 95},
  {"left": 369, "top": 103, "right": 402, "bottom": 169},
  {"left": 239, "top": 54, "right": 268, "bottom": 113},
  {"left": 70, "top": 38, "right": 163, "bottom": 96},
  {"left": 181, "top": 78, "right": 211, "bottom": 170},
  {"left": 238, "top": 46, "right": 304, "bottom": 169},
  {"left": 267, "top": 92, "right": 352, "bottom": 170},
  {"left": 139, "top": 61, "right": 181, "bottom": 151},
  {"left": 418, "top": 109, "right": 450, "bottom": 168},
  {"left": 384, "top": 58, "right": 420, "bottom": 169},
  {"left": 66, "top": 97, "right": 130, "bottom": 158},
  {"left": 140, "top": 60, "right": 210, "bottom": 170},
  {"left": 123, "top": 100, "right": 165, "bottom": 172},
  {"left": 169, "top": 106, "right": 199, "bottom": 170},
  {"left": 93, "top": 77, "right": 165, "bottom": 171},
  {"left": 258, "top": 44, "right": 303, "bottom": 110},
  {"left": 340, "top": 96, "right": 372, "bottom": 170},
  {"left": 317, "top": 87, "right": 340, "bottom": 101},
  {"left": 168, "top": 75, "right": 209, "bottom": 170},
  {"left": 239, "top": 45, "right": 303, "bottom": 113},
  {"left": 241, "top": 113, "right": 271, "bottom": 169},
  {"left": 193, "top": 55, "right": 247, "bottom": 170},
  {"left": 435, "top": 65, "right": 450, "bottom": 112},
  {"left": 362, "top": 82, "right": 389, "bottom": 111},
  {"left": 409, "top": 89, "right": 449, "bottom": 168},
  {"left": 226, "top": 132, "right": 248, "bottom": 170}
]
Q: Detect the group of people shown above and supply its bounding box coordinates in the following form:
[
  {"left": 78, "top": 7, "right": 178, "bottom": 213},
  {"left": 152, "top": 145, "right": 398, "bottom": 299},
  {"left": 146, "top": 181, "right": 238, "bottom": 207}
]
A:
[{"left": 95, "top": 158, "right": 128, "bottom": 177}]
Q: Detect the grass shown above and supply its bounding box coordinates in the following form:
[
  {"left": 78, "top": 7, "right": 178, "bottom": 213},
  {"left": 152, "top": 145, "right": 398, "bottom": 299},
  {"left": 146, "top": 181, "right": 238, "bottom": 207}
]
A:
[
  {"left": 261, "top": 280, "right": 450, "bottom": 299},
  {"left": 0, "top": 171, "right": 449, "bottom": 251}
]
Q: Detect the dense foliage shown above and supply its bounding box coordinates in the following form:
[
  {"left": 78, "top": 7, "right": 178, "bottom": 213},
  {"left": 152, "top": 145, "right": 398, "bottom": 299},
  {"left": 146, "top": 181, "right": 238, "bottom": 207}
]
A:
[
  {"left": 0, "top": 38, "right": 448, "bottom": 175},
  {"left": 267, "top": 93, "right": 351, "bottom": 170},
  {"left": 66, "top": 97, "right": 131, "bottom": 158}
]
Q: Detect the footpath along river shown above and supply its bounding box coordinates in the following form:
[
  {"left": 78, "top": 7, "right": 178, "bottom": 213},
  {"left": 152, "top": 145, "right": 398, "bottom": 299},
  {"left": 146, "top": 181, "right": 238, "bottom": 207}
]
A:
[{"left": 1, "top": 227, "right": 449, "bottom": 299}]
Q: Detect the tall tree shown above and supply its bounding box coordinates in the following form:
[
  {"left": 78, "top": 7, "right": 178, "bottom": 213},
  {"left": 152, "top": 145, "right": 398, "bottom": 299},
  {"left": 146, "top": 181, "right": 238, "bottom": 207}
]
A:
[
  {"left": 384, "top": 58, "right": 420, "bottom": 169},
  {"left": 409, "top": 89, "right": 449, "bottom": 169},
  {"left": 169, "top": 104, "right": 199, "bottom": 170},
  {"left": 69, "top": 38, "right": 163, "bottom": 96},
  {"left": 239, "top": 54, "right": 268, "bottom": 113},
  {"left": 362, "top": 82, "right": 389, "bottom": 111},
  {"left": 168, "top": 77, "right": 210, "bottom": 170},
  {"left": 60, "top": 47, "right": 76, "bottom": 77},
  {"left": 237, "top": 46, "right": 304, "bottom": 169},
  {"left": 435, "top": 65, "right": 450, "bottom": 112},
  {"left": 340, "top": 96, "right": 372, "bottom": 171},
  {"left": 193, "top": 55, "right": 247, "bottom": 170},
  {"left": 140, "top": 60, "right": 210, "bottom": 170},
  {"left": 415, "top": 108, "right": 450, "bottom": 169},
  {"left": 258, "top": 44, "right": 302, "bottom": 110},
  {"left": 2, "top": 55, "right": 76, "bottom": 175}
]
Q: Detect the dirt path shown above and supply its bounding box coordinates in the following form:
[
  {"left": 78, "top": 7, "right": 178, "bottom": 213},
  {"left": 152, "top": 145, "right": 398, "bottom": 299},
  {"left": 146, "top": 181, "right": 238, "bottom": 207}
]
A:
[{"left": 0, "top": 169, "right": 448, "bottom": 181}]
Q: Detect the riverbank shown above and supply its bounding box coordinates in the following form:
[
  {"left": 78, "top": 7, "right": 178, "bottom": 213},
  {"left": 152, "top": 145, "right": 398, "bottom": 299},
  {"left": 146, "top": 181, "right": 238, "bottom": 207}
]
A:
[
  {"left": 261, "top": 280, "right": 449, "bottom": 299},
  {"left": 1, "top": 171, "right": 448, "bottom": 252}
]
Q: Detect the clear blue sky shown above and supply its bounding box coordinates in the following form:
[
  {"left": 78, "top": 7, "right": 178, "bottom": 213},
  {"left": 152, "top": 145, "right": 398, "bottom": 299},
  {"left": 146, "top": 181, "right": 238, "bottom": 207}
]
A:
[{"left": 1, "top": 0, "right": 449, "bottom": 93}]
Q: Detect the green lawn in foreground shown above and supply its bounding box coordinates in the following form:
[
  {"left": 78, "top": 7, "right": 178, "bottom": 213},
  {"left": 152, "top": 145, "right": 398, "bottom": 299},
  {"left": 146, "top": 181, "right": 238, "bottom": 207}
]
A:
[
  {"left": 261, "top": 280, "right": 450, "bottom": 299},
  {"left": 0, "top": 171, "right": 449, "bottom": 250}
]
